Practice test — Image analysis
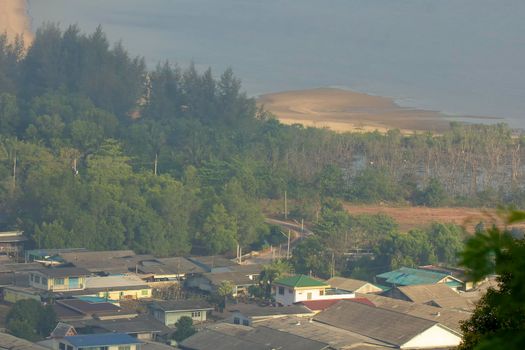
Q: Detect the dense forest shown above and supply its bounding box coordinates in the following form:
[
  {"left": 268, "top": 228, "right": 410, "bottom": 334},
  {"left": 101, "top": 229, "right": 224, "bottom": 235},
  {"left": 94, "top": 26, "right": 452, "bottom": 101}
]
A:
[{"left": 1, "top": 25, "right": 524, "bottom": 264}]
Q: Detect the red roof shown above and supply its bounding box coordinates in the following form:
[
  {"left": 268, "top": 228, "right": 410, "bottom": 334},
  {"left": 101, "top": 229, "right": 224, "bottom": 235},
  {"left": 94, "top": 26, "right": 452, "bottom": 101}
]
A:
[{"left": 297, "top": 297, "right": 374, "bottom": 311}]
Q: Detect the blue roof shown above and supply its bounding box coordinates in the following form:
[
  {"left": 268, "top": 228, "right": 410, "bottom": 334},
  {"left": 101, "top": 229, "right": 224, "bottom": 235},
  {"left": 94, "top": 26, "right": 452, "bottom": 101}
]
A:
[
  {"left": 64, "top": 333, "right": 142, "bottom": 347},
  {"left": 376, "top": 267, "right": 453, "bottom": 286}
]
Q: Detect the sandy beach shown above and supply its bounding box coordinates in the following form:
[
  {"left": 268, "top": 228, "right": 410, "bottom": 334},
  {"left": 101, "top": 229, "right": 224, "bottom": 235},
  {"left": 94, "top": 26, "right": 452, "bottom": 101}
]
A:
[
  {"left": 0, "top": 0, "right": 33, "bottom": 46},
  {"left": 258, "top": 88, "right": 456, "bottom": 134}
]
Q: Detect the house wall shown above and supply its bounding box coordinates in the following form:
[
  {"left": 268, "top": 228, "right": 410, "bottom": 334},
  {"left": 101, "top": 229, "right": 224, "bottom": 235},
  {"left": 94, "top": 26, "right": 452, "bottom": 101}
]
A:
[
  {"left": 30, "top": 273, "right": 86, "bottom": 291},
  {"left": 274, "top": 286, "right": 326, "bottom": 306},
  {"left": 58, "top": 343, "right": 139, "bottom": 350},
  {"left": 94, "top": 288, "right": 152, "bottom": 301},
  {"left": 231, "top": 312, "right": 252, "bottom": 326},
  {"left": 401, "top": 324, "right": 461, "bottom": 349},
  {"left": 355, "top": 283, "right": 383, "bottom": 294},
  {"left": 155, "top": 309, "right": 208, "bottom": 327}
]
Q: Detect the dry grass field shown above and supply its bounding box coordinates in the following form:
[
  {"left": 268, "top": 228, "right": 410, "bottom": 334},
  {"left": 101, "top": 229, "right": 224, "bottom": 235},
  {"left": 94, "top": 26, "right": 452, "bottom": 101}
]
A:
[{"left": 343, "top": 204, "right": 525, "bottom": 233}]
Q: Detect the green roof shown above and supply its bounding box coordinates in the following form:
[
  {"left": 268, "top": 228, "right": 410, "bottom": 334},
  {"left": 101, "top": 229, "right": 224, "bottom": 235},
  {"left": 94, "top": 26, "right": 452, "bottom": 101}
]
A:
[
  {"left": 376, "top": 267, "right": 459, "bottom": 286},
  {"left": 274, "top": 275, "right": 328, "bottom": 288}
]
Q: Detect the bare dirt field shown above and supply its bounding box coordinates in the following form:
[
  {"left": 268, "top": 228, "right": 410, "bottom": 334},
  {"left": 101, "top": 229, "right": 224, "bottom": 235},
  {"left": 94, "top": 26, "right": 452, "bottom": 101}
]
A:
[{"left": 344, "top": 204, "right": 525, "bottom": 233}]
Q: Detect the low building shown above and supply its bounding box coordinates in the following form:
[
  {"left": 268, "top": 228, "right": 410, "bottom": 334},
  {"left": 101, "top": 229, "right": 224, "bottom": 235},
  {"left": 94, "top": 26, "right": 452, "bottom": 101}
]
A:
[
  {"left": 227, "top": 303, "right": 314, "bottom": 326},
  {"left": 383, "top": 283, "right": 460, "bottom": 304},
  {"left": 70, "top": 315, "right": 171, "bottom": 341},
  {"left": 185, "top": 263, "right": 262, "bottom": 296},
  {"left": 53, "top": 299, "right": 137, "bottom": 322},
  {"left": 58, "top": 250, "right": 154, "bottom": 275},
  {"left": 83, "top": 274, "right": 152, "bottom": 301},
  {"left": 137, "top": 257, "right": 205, "bottom": 282},
  {"left": 0, "top": 231, "right": 27, "bottom": 258},
  {"left": 419, "top": 265, "right": 478, "bottom": 291},
  {"left": 56, "top": 333, "right": 142, "bottom": 350},
  {"left": 149, "top": 299, "right": 214, "bottom": 327},
  {"left": 29, "top": 267, "right": 90, "bottom": 292},
  {"left": 326, "top": 277, "right": 383, "bottom": 294},
  {"left": 376, "top": 267, "right": 464, "bottom": 290},
  {"left": 314, "top": 300, "right": 462, "bottom": 349},
  {"left": 359, "top": 293, "right": 470, "bottom": 334},
  {"left": 272, "top": 275, "right": 354, "bottom": 306}
]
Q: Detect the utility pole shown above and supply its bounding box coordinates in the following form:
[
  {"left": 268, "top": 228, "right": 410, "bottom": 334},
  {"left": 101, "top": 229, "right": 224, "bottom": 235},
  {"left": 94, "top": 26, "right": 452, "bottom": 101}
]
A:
[
  {"left": 73, "top": 158, "right": 79, "bottom": 176},
  {"left": 284, "top": 190, "right": 288, "bottom": 220},
  {"left": 331, "top": 251, "right": 335, "bottom": 278},
  {"left": 287, "top": 230, "right": 291, "bottom": 259},
  {"left": 154, "top": 153, "right": 158, "bottom": 176},
  {"left": 12, "top": 152, "right": 16, "bottom": 190}
]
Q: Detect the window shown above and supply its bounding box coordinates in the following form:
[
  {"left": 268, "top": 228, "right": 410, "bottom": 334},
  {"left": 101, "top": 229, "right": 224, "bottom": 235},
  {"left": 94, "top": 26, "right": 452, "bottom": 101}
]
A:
[
  {"left": 234, "top": 317, "right": 240, "bottom": 324},
  {"left": 59, "top": 343, "right": 66, "bottom": 350},
  {"left": 55, "top": 278, "right": 65, "bottom": 285},
  {"left": 278, "top": 286, "right": 285, "bottom": 295},
  {"left": 34, "top": 275, "right": 41, "bottom": 284},
  {"left": 66, "top": 346, "right": 73, "bottom": 350},
  {"left": 118, "top": 347, "right": 131, "bottom": 350},
  {"left": 42, "top": 277, "right": 48, "bottom": 285},
  {"left": 191, "top": 311, "right": 201, "bottom": 318},
  {"left": 141, "top": 289, "right": 149, "bottom": 296},
  {"left": 319, "top": 290, "right": 324, "bottom": 296},
  {"left": 242, "top": 320, "right": 250, "bottom": 326}
]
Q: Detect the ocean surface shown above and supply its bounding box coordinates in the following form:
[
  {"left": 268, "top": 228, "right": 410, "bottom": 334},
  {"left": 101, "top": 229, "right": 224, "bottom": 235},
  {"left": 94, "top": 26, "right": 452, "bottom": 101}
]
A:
[{"left": 28, "top": 0, "right": 525, "bottom": 128}]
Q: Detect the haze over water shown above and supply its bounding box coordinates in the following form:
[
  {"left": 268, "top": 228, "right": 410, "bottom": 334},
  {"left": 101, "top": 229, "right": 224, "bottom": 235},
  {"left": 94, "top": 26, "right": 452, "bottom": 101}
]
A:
[{"left": 28, "top": 0, "right": 525, "bottom": 128}]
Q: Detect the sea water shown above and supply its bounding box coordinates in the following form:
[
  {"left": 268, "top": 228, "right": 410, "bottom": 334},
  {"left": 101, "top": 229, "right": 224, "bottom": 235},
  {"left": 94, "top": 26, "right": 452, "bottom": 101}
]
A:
[{"left": 28, "top": 0, "right": 525, "bottom": 128}]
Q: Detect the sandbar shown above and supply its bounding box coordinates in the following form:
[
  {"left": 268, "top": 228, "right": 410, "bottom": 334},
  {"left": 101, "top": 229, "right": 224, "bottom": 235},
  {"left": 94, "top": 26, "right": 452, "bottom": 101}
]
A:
[{"left": 258, "top": 88, "right": 457, "bottom": 134}]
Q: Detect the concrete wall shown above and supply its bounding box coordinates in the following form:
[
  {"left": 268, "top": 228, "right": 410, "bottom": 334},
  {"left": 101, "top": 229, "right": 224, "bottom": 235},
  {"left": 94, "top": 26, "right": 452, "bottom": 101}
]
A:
[{"left": 3, "top": 288, "right": 41, "bottom": 303}]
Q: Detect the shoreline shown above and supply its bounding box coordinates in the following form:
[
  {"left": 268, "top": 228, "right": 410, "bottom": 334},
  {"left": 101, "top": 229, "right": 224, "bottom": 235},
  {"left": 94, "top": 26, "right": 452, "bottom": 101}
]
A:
[
  {"left": 0, "top": 0, "right": 34, "bottom": 46},
  {"left": 257, "top": 88, "right": 502, "bottom": 134}
]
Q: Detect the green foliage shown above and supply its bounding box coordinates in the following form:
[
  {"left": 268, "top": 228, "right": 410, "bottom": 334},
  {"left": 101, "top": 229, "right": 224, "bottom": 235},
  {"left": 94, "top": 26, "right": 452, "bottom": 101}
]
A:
[
  {"left": 413, "top": 178, "right": 448, "bottom": 207},
  {"left": 6, "top": 299, "right": 57, "bottom": 341},
  {"left": 172, "top": 316, "right": 197, "bottom": 342},
  {"left": 291, "top": 236, "right": 331, "bottom": 278},
  {"left": 458, "top": 211, "right": 525, "bottom": 350},
  {"left": 259, "top": 260, "right": 292, "bottom": 297},
  {"left": 348, "top": 167, "right": 402, "bottom": 203}
]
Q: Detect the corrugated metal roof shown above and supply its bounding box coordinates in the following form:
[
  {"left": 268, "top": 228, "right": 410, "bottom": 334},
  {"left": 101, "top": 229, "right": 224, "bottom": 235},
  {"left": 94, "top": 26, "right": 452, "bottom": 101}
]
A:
[
  {"left": 395, "top": 284, "right": 460, "bottom": 303},
  {"left": 0, "top": 332, "right": 49, "bottom": 350},
  {"left": 314, "top": 300, "right": 437, "bottom": 346},
  {"left": 376, "top": 267, "right": 451, "bottom": 286},
  {"left": 359, "top": 293, "right": 469, "bottom": 333},
  {"left": 64, "top": 333, "right": 141, "bottom": 347},
  {"left": 274, "top": 275, "right": 328, "bottom": 288},
  {"left": 150, "top": 299, "right": 213, "bottom": 312},
  {"left": 326, "top": 277, "right": 381, "bottom": 292}
]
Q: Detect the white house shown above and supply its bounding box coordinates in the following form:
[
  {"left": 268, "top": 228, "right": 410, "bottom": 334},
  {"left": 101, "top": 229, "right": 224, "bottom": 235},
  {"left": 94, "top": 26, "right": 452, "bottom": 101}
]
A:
[{"left": 272, "top": 275, "right": 354, "bottom": 306}]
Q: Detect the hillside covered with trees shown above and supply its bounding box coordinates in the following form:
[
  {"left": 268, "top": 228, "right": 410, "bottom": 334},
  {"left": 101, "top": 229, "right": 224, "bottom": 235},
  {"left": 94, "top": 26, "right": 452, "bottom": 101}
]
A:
[{"left": 1, "top": 25, "right": 524, "bottom": 260}]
